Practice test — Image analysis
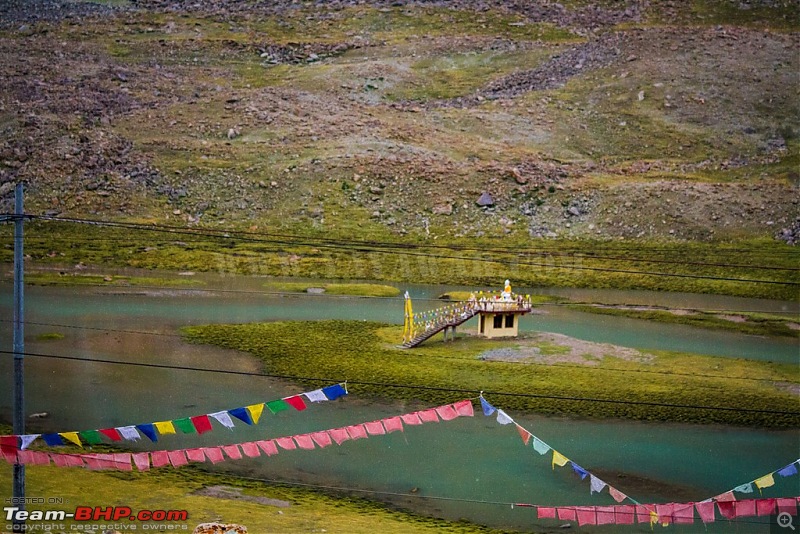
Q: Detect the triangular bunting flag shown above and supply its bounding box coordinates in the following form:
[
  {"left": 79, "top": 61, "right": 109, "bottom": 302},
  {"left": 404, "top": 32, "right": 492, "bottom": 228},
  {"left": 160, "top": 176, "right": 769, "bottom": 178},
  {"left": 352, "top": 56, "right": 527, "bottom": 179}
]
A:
[
  {"left": 322, "top": 383, "right": 347, "bottom": 400},
  {"left": 480, "top": 396, "right": 496, "bottom": 416},
  {"left": 570, "top": 462, "right": 588, "bottom": 480},
  {"left": 136, "top": 424, "right": 158, "bottom": 443},
  {"left": 532, "top": 436, "right": 550, "bottom": 455},
  {"left": 209, "top": 411, "right": 235, "bottom": 430},
  {"left": 284, "top": 396, "right": 307, "bottom": 411},
  {"left": 754, "top": 473, "right": 775, "bottom": 493},
  {"left": 116, "top": 426, "right": 141, "bottom": 441},
  {"left": 59, "top": 432, "right": 82, "bottom": 448},
  {"left": 153, "top": 421, "right": 176, "bottom": 435},
  {"left": 609, "top": 485, "right": 627, "bottom": 503},
  {"left": 778, "top": 462, "right": 799, "bottom": 478},
  {"left": 228, "top": 408, "right": 253, "bottom": 425},
  {"left": 172, "top": 418, "right": 196, "bottom": 434},
  {"left": 99, "top": 428, "right": 122, "bottom": 442},
  {"left": 734, "top": 483, "right": 754, "bottom": 494},
  {"left": 77, "top": 431, "right": 101, "bottom": 446},
  {"left": 20, "top": 435, "right": 40, "bottom": 449},
  {"left": 590, "top": 474, "right": 607, "bottom": 494},
  {"left": 304, "top": 389, "right": 328, "bottom": 403},
  {"left": 515, "top": 424, "right": 531, "bottom": 445},
  {"left": 189, "top": 415, "right": 213, "bottom": 435},
  {"left": 266, "top": 399, "right": 290, "bottom": 414},
  {"left": 246, "top": 403, "right": 265, "bottom": 425},
  {"left": 552, "top": 450, "right": 569, "bottom": 469},
  {"left": 496, "top": 409, "right": 513, "bottom": 425},
  {"left": 42, "top": 434, "right": 65, "bottom": 447}
]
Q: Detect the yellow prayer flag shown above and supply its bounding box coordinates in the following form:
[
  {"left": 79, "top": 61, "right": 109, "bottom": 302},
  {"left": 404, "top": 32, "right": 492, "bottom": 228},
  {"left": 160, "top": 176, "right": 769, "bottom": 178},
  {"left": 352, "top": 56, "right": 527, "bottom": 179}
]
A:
[
  {"left": 649, "top": 510, "right": 659, "bottom": 527},
  {"left": 754, "top": 473, "right": 775, "bottom": 492},
  {"left": 247, "top": 403, "right": 265, "bottom": 425},
  {"left": 153, "top": 421, "right": 176, "bottom": 435},
  {"left": 59, "top": 432, "right": 82, "bottom": 447},
  {"left": 552, "top": 450, "right": 569, "bottom": 469}
]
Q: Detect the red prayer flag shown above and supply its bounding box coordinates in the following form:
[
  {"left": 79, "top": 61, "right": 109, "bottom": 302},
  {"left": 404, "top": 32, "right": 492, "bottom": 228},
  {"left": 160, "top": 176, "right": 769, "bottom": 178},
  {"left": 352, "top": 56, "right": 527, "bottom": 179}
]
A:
[
  {"left": 382, "top": 416, "right": 403, "bottom": 433},
  {"left": 284, "top": 395, "right": 307, "bottom": 411},
  {"left": 167, "top": 450, "right": 189, "bottom": 467},
  {"left": 616, "top": 505, "right": 635, "bottom": 525},
  {"left": 609, "top": 485, "right": 627, "bottom": 503},
  {"left": 293, "top": 434, "right": 315, "bottom": 450},
  {"left": 695, "top": 501, "right": 715, "bottom": 523},
  {"left": 364, "top": 421, "right": 386, "bottom": 435},
  {"left": 655, "top": 503, "right": 674, "bottom": 524},
  {"left": 99, "top": 428, "right": 122, "bottom": 442},
  {"left": 636, "top": 505, "right": 656, "bottom": 524},
  {"left": 557, "top": 507, "right": 577, "bottom": 521},
  {"left": 132, "top": 452, "right": 150, "bottom": 471},
  {"left": 311, "top": 432, "right": 333, "bottom": 448},
  {"left": 276, "top": 437, "right": 297, "bottom": 450},
  {"left": 185, "top": 449, "right": 205, "bottom": 463},
  {"left": 537, "top": 507, "right": 556, "bottom": 519},
  {"left": 400, "top": 413, "right": 422, "bottom": 425},
  {"left": 673, "top": 503, "right": 694, "bottom": 524},
  {"left": 734, "top": 499, "right": 756, "bottom": 518},
  {"left": 435, "top": 405, "right": 458, "bottom": 421},
  {"left": 257, "top": 440, "right": 279, "bottom": 456},
  {"left": 777, "top": 498, "right": 797, "bottom": 515},
  {"left": 221, "top": 445, "right": 242, "bottom": 460},
  {"left": 596, "top": 506, "right": 614, "bottom": 525},
  {"left": 50, "top": 453, "right": 69, "bottom": 467},
  {"left": 113, "top": 453, "right": 132, "bottom": 471},
  {"left": 150, "top": 451, "right": 169, "bottom": 468},
  {"left": 453, "top": 399, "right": 474, "bottom": 417},
  {"left": 346, "top": 425, "right": 368, "bottom": 440},
  {"left": 202, "top": 447, "right": 225, "bottom": 464},
  {"left": 575, "top": 506, "right": 597, "bottom": 526},
  {"left": 240, "top": 442, "right": 261, "bottom": 458},
  {"left": 515, "top": 424, "right": 531, "bottom": 445},
  {"left": 717, "top": 501, "right": 736, "bottom": 520},
  {"left": 757, "top": 499, "right": 777, "bottom": 516},
  {"left": 417, "top": 409, "right": 439, "bottom": 423},
  {"left": 65, "top": 455, "right": 83, "bottom": 467},
  {"left": 190, "top": 415, "right": 213, "bottom": 435},
  {"left": 329, "top": 428, "right": 351, "bottom": 445},
  {"left": 83, "top": 457, "right": 102, "bottom": 470}
]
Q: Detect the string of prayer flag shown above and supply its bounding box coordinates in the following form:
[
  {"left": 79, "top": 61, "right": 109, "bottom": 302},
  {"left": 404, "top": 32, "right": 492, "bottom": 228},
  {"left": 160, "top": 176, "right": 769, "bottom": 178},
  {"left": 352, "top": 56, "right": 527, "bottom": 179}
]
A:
[
  {"left": 480, "top": 394, "right": 638, "bottom": 505},
  {"left": 0, "top": 400, "right": 475, "bottom": 472},
  {"left": 0, "top": 383, "right": 348, "bottom": 450}
]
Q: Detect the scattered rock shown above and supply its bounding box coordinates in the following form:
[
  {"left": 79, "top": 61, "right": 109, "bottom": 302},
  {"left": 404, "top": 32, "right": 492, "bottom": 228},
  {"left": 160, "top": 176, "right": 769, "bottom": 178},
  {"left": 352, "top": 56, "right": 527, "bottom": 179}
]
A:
[{"left": 476, "top": 192, "right": 494, "bottom": 207}]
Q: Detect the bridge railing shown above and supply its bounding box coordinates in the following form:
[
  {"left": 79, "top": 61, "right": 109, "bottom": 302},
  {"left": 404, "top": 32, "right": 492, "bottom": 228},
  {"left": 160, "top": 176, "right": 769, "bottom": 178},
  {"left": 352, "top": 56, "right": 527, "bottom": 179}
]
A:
[{"left": 407, "top": 294, "right": 532, "bottom": 340}]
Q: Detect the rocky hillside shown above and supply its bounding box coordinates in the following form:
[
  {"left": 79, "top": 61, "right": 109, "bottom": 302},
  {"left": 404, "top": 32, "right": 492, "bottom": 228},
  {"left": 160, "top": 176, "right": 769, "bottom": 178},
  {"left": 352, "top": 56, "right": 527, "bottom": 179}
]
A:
[{"left": 1, "top": 0, "right": 798, "bottom": 245}]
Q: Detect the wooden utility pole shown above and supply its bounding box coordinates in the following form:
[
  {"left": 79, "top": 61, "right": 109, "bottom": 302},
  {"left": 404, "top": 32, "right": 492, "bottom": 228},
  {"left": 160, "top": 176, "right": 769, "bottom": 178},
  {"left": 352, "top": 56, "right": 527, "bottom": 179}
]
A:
[{"left": 12, "top": 182, "right": 26, "bottom": 531}]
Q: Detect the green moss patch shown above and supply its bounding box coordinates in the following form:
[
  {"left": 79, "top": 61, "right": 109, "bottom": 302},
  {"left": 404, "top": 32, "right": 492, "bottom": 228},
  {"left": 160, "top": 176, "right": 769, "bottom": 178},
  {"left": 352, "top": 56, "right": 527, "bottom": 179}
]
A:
[
  {"left": 184, "top": 320, "right": 800, "bottom": 428},
  {"left": 264, "top": 281, "right": 401, "bottom": 297}
]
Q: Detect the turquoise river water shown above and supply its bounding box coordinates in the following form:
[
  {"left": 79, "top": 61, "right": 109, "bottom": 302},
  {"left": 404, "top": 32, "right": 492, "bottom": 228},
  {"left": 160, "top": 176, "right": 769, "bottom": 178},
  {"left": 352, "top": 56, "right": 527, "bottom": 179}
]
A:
[{"left": 0, "top": 272, "right": 797, "bottom": 533}]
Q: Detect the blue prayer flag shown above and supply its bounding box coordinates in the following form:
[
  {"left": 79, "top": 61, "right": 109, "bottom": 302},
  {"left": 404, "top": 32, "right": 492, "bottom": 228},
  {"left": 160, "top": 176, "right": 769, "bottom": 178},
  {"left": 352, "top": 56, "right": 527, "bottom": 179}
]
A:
[
  {"left": 480, "top": 396, "right": 496, "bottom": 416},
  {"left": 322, "top": 384, "right": 347, "bottom": 400},
  {"left": 571, "top": 462, "right": 589, "bottom": 480},
  {"left": 42, "top": 433, "right": 64, "bottom": 446},
  {"left": 229, "top": 407, "right": 253, "bottom": 425},
  {"left": 778, "top": 462, "right": 799, "bottom": 478},
  {"left": 136, "top": 423, "right": 158, "bottom": 443}
]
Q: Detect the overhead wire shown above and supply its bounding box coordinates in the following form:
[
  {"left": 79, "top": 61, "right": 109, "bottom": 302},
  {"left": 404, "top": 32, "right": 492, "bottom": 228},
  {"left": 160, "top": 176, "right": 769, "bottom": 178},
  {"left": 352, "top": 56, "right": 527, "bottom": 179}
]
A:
[{"left": 1, "top": 349, "right": 797, "bottom": 416}]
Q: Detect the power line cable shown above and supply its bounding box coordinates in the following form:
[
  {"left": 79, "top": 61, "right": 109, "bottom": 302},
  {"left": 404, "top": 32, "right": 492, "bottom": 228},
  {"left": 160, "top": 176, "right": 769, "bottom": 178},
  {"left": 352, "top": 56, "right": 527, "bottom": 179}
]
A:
[{"left": 2, "top": 349, "right": 797, "bottom": 416}]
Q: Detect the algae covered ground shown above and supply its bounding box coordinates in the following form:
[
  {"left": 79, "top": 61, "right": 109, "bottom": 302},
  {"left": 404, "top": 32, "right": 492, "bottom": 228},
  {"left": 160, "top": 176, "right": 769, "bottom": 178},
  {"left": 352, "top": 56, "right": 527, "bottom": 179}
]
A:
[{"left": 183, "top": 320, "right": 800, "bottom": 429}]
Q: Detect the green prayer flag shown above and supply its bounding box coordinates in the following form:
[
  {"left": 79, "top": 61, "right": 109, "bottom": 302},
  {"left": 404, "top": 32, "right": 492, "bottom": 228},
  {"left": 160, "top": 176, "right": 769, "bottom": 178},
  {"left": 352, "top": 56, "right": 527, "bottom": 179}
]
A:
[
  {"left": 78, "top": 430, "right": 103, "bottom": 445},
  {"left": 266, "top": 399, "right": 290, "bottom": 414},
  {"left": 172, "top": 417, "right": 196, "bottom": 434}
]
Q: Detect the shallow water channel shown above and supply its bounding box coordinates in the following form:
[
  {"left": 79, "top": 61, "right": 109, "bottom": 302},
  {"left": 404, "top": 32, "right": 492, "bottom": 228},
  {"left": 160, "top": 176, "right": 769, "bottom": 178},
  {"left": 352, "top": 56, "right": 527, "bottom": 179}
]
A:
[{"left": 0, "top": 273, "right": 797, "bottom": 532}]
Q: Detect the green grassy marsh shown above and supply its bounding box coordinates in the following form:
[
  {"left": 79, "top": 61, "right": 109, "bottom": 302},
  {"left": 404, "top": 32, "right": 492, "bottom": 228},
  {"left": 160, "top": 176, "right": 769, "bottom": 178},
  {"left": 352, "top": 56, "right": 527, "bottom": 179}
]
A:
[{"left": 183, "top": 320, "right": 800, "bottom": 429}]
